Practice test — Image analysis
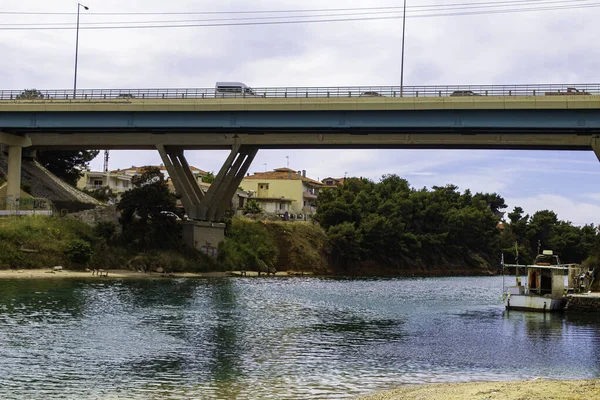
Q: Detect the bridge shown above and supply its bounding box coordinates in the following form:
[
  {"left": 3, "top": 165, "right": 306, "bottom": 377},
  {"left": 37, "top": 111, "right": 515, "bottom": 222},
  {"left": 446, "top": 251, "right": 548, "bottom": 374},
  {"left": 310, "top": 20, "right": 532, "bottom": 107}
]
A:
[{"left": 1, "top": 83, "right": 600, "bottom": 249}]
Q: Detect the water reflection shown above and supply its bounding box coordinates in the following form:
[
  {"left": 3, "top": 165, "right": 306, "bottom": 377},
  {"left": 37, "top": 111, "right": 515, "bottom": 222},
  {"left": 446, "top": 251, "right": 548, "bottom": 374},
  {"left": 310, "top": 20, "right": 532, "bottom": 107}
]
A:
[
  {"left": 0, "top": 279, "right": 88, "bottom": 318},
  {"left": 203, "top": 278, "right": 245, "bottom": 398}
]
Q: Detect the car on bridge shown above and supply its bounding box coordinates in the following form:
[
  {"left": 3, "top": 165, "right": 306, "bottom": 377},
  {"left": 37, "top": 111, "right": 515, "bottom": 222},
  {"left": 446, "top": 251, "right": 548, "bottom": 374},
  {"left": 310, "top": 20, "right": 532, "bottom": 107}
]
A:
[
  {"left": 450, "top": 90, "right": 481, "bottom": 96},
  {"left": 544, "top": 87, "right": 591, "bottom": 96},
  {"left": 359, "top": 91, "right": 384, "bottom": 97}
]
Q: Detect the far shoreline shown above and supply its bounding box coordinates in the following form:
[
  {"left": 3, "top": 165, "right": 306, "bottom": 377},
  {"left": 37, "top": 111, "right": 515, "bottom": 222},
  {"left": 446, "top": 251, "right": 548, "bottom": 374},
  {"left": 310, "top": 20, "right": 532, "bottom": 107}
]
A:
[
  {"left": 0, "top": 268, "right": 498, "bottom": 280},
  {"left": 0, "top": 268, "right": 307, "bottom": 279}
]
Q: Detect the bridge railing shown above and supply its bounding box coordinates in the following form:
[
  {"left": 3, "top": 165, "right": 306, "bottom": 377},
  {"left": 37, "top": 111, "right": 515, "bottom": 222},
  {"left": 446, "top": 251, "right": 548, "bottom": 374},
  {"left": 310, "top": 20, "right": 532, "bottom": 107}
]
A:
[{"left": 2, "top": 83, "right": 600, "bottom": 100}]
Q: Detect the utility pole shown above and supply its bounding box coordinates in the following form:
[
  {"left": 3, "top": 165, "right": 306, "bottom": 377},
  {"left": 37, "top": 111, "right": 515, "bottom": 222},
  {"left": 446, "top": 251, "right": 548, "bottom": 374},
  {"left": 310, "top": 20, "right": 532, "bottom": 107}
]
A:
[{"left": 400, "top": 0, "right": 407, "bottom": 97}]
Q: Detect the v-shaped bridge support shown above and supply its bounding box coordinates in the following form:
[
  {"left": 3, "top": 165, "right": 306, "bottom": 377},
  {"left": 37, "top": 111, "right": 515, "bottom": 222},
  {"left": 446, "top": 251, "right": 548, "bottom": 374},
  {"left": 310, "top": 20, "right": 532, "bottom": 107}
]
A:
[
  {"left": 198, "top": 144, "right": 258, "bottom": 221},
  {"left": 156, "top": 144, "right": 258, "bottom": 222}
]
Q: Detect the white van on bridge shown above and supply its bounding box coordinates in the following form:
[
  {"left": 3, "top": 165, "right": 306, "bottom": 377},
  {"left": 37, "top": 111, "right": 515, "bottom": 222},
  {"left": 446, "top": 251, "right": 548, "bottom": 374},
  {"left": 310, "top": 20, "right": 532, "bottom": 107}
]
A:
[{"left": 215, "top": 82, "right": 260, "bottom": 98}]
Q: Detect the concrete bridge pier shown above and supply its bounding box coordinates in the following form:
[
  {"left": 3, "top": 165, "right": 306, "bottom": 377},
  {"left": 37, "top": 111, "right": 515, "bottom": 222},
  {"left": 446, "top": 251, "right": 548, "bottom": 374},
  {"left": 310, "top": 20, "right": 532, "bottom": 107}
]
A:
[
  {"left": 592, "top": 137, "right": 600, "bottom": 162},
  {"left": 0, "top": 133, "right": 31, "bottom": 209},
  {"left": 156, "top": 144, "right": 258, "bottom": 252}
]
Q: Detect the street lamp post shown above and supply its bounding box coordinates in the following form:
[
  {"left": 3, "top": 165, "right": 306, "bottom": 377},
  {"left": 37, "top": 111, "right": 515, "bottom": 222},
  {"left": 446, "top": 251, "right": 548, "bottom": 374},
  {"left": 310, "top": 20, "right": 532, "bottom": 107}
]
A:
[
  {"left": 73, "top": 3, "right": 89, "bottom": 99},
  {"left": 400, "top": 0, "right": 407, "bottom": 97}
]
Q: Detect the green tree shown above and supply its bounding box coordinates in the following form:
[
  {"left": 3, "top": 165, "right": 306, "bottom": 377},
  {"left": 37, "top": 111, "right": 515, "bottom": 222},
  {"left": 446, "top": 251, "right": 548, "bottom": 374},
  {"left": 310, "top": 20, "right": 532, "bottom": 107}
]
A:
[
  {"left": 37, "top": 150, "right": 100, "bottom": 186},
  {"left": 526, "top": 210, "right": 559, "bottom": 255},
  {"left": 316, "top": 174, "right": 507, "bottom": 272},
  {"left": 117, "top": 166, "right": 180, "bottom": 250},
  {"left": 202, "top": 172, "right": 216, "bottom": 183},
  {"left": 243, "top": 199, "right": 262, "bottom": 214},
  {"left": 327, "top": 222, "right": 362, "bottom": 267}
]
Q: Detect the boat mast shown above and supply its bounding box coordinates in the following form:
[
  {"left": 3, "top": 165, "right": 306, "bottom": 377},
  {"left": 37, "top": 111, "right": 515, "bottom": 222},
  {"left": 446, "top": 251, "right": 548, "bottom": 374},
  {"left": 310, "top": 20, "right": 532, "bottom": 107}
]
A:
[{"left": 514, "top": 241, "right": 520, "bottom": 284}]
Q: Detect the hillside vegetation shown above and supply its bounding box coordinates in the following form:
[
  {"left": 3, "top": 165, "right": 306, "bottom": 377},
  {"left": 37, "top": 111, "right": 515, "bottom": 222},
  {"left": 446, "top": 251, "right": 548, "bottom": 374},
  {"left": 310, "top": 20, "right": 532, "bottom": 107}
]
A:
[
  {"left": 219, "top": 217, "right": 329, "bottom": 274},
  {"left": 1, "top": 171, "right": 598, "bottom": 278},
  {"left": 0, "top": 215, "right": 216, "bottom": 272},
  {"left": 315, "top": 175, "right": 599, "bottom": 275}
]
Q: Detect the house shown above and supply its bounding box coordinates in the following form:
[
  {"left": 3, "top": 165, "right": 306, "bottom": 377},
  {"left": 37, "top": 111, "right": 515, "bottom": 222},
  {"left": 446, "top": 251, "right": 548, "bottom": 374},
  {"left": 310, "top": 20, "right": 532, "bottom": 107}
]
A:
[
  {"left": 79, "top": 164, "right": 249, "bottom": 216},
  {"left": 240, "top": 167, "right": 324, "bottom": 218},
  {"left": 78, "top": 164, "right": 209, "bottom": 198},
  {"left": 77, "top": 170, "right": 132, "bottom": 195},
  {"left": 117, "top": 164, "right": 210, "bottom": 185},
  {"left": 321, "top": 177, "right": 346, "bottom": 187}
]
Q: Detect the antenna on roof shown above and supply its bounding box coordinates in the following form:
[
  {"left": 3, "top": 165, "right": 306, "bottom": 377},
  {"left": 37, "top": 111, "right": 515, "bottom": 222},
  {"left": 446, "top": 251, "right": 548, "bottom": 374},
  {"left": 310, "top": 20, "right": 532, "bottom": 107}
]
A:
[
  {"left": 286, "top": 156, "right": 289, "bottom": 168},
  {"left": 103, "top": 150, "right": 109, "bottom": 173},
  {"left": 263, "top": 163, "right": 267, "bottom": 172}
]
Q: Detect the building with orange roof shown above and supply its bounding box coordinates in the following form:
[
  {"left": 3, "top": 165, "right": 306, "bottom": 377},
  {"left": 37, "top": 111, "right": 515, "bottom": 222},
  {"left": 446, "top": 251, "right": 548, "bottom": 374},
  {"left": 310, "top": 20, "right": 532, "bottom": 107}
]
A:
[
  {"left": 240, "top": 167, "right": 324, "bottom": 218},
  {"left": 321, "top": 177, "right": 346, "bottom": 187}
]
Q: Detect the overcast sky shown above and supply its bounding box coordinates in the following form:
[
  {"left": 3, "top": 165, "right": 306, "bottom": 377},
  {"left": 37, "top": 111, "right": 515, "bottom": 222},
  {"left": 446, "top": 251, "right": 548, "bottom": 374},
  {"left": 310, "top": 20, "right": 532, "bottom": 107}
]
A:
[{"left": 2, "top": 0, "right": 599, "bottom": 225}]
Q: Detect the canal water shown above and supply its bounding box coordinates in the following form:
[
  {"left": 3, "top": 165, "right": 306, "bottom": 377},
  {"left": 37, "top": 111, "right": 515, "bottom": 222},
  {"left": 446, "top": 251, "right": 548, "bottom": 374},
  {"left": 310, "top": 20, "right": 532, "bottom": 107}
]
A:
[{"left": 0, "top": 276, "right": 599, "bottom": 399}]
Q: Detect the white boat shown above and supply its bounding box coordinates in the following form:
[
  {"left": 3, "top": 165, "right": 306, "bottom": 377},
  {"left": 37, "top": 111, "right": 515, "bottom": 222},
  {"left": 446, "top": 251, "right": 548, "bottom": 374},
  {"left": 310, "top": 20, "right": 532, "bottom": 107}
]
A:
[{"left": 502, "top": 250, "right": 584, "bottom": 312}]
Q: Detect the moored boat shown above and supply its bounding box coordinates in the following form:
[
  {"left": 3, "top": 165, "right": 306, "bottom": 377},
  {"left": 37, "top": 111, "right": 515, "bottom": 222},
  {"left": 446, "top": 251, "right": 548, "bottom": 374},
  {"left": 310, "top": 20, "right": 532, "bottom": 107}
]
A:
[{"left": 502, "top": 250, "right": 587, "bottom": 312}]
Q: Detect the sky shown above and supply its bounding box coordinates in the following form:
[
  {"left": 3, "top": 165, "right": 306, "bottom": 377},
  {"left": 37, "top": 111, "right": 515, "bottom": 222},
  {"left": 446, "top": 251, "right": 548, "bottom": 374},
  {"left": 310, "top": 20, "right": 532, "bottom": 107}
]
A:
[{"left": 1, "top": 0, "right": 600, "bottom": 225}]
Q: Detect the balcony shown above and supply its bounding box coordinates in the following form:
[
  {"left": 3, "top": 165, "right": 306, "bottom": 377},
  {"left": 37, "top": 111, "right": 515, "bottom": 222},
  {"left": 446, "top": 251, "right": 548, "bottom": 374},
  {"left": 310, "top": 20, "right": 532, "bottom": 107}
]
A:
[{"left": 303, "top": 191, "right": 317, "bottom": 200}]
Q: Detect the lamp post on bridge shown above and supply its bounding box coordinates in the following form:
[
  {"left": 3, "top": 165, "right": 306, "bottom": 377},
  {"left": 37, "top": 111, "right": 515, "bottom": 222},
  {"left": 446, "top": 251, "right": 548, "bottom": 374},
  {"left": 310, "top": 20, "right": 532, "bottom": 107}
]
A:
[
  {"left": 400, "top": 0, "right": 407, "bottom": 97},
  {"left": 73, "top": 3, "right": 89, "bottom": 99}
]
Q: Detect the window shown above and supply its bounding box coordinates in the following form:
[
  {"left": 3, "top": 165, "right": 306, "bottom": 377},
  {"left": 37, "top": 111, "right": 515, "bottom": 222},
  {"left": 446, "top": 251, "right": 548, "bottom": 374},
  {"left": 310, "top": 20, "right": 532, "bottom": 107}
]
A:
[{"left": 93, "top": 180, "right": 103, "bottom": 186}]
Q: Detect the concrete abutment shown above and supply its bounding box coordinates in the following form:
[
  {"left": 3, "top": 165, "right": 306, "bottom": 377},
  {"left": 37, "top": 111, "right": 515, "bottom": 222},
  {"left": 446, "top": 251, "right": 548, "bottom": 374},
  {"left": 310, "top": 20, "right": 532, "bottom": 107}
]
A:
[{"left": 182, "top": 220, "right": 225, "bottom": 255}]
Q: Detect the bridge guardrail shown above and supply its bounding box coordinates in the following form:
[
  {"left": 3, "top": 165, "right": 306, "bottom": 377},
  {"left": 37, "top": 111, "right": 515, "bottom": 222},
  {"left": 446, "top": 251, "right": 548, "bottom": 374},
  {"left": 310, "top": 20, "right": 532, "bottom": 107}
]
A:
[{"left": 2, "top": 84, "right": 600, "bottom": 101}]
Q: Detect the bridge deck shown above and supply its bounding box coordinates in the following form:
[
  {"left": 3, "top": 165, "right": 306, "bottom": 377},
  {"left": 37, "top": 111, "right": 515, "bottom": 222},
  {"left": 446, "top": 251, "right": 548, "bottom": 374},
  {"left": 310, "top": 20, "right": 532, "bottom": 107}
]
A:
[
  {"left": 1, "top": 95, "right": 600, "bottom": 112},
  {"left": 1, "top": 86, "right": 600, "bottom": 152}
]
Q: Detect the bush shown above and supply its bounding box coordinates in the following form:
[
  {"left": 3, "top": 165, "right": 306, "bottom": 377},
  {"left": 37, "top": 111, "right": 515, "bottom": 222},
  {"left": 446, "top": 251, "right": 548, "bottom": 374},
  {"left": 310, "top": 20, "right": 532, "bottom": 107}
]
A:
[
  {"left": 219, "top": 217, "right": 278, "bottom": 271},
  {"left": 65, "top": 239, "right": 92, "bottom": 266},
  {"left": 94, "top": 221, "right": 117, "bottom": 243},
  {"left": 0, "top": 216, "right": 95, "bottom": 269}
]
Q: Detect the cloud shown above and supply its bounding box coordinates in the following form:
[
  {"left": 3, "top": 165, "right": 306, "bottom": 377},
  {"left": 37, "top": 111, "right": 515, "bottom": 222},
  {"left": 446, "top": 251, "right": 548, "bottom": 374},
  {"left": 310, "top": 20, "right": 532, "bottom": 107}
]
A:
[
  {"left": 4, "top": 0, "right": 600, "bottom": 225},
  {"left": 507, "top": 194, "right": 600, "bottom": 226}
]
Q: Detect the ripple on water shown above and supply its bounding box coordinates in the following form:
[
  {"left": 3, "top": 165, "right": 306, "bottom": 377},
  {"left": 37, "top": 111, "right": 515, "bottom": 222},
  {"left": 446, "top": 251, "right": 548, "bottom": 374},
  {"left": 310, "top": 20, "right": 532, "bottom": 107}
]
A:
[{"left": 0, "top": 276, "right": 599, "bottom": 399}]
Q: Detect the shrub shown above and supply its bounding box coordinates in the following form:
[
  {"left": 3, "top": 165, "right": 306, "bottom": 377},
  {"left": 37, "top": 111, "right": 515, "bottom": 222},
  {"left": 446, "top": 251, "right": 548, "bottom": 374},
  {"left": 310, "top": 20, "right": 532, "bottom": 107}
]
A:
[
  {"left": 94, "top": 221, "right": 117, "bottom": 243},
  {"left": 65, "top": 239, "right": 92, "bottom": 266}
]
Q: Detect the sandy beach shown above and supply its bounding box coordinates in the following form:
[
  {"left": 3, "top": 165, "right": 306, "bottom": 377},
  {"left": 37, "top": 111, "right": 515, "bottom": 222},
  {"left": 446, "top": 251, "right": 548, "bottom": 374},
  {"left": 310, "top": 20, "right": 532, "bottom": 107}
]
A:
[
  {"left": 0, "top": 268, "right": 206, "bottom": 279},
  {"left": 358, "top": 379, "right": 600, "bottom": 400},
  {"left": 0, "top": 268, "right": 295, "bottom": 279}
]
